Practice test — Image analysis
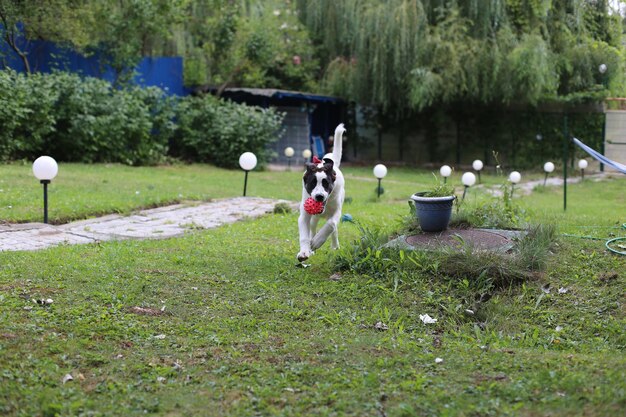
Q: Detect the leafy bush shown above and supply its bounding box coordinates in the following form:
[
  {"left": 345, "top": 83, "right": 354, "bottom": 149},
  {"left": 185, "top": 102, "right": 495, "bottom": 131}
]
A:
[
  {"left": 0, "top": 70, "right": 57, "bottom": 160},
  {"left": 0, "top": 70, "right": 175, "bottom": 165},
  {"left": 171, "top": 95, "right": 284, "bottom": 168},
  {"left": 0, "top": 70, "right": 283, "bottom": 167}
]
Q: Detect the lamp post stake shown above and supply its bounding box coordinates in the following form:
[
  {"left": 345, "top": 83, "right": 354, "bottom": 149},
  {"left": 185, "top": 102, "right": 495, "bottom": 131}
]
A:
[{"left": 42, "top": 180, "right": 50, "bottom": 224}]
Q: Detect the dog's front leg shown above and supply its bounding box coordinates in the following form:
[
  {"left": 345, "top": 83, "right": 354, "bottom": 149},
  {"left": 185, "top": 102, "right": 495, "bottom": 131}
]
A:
[
  {"left": 297, "top": 211, "right": 314, "bottom": 261},
  {"left": 311, "top": 215, "right": 340, "bottom": 251}
]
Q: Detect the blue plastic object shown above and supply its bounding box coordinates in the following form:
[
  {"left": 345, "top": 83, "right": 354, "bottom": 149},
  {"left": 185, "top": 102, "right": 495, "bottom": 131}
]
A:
[
  {"left": 341, "top": 213, "right": 353, "bottom": 223},
  {"left": 410, "top": 193, "right": 456, "bottom": 232}
]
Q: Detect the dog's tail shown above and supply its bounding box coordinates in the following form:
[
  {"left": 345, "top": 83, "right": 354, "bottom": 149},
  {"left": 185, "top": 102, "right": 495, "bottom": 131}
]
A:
[{"left": 332, "top": 123, "right": 346, "bottom": 168}]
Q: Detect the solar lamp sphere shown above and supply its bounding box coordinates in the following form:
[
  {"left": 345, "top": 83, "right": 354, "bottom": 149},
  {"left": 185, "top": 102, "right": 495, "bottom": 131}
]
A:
[
  {"left": 578, "top": 159, "right": 588, "bottom": 169},
  {"left": 284, "top": 147, "right": 295, "bottom": 157},
  {"left": 33, "top": 156, "right": 58, "bottom": 181},
  {"left": 472, "top": 160, "right": 483, "bottom": 171},
  {"left": 440, "top": 165, "right": 452, "bottom": 177},
  {"left": 239, "top": 152, "right": 257, "bottom": 171},
  {"left": 373, "top": 164, "right": 388, "bottom": 179},
  {"left": 302, "top": 149, "right": 312, "bottom": 159},
  {"left": 543, "top": 162, "right": 555, "bottom": 173},
  {"left": 509, "top": 171, "right": 522, "bottom": 184},
  {"left": 461, "top": 172, "right": 476, "bottom": 187},
  {"left": 599, "top": 63, "right": 607, "bottom": 74}
]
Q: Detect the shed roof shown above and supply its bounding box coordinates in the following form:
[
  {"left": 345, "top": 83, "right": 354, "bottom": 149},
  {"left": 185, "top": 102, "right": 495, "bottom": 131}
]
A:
[{"left": 220, "top": 88, "right": 343, "bottom": 104}]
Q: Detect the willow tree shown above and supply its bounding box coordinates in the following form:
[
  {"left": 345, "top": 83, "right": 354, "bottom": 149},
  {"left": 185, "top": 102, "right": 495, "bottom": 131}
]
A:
[{"left": 297, "top": 0, "right": 625, "bottom": 116}]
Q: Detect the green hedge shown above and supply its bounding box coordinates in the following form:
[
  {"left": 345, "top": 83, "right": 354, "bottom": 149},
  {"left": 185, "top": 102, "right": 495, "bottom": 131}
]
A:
[
  {"left": 170, "top": 95, "right": 284, "bottom": 168},
  {"left": 0, "top": 70, "right": 283, "bottom": 167}
]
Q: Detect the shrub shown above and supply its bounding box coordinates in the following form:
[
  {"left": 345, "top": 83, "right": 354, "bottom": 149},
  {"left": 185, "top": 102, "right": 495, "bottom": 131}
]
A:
[
  {"left": 0, "top": 70, "right": 177, "bottom": 165},
  {"left": 171, "top": 95, "right": 284, "bottom": 168}
]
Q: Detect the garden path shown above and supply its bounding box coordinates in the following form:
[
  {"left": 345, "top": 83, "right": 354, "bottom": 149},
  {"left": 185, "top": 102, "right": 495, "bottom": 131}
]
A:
[{"left": 0, "top": 197, "right": 296, "bottom": 252}]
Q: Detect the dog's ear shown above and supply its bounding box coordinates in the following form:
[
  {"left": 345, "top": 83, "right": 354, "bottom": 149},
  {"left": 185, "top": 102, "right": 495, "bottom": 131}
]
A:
[
  {"left": 322, "top": 158, "right": 334, "bottom": 172},
  {"left": 322, "top": 158, "right": 336, "bottom": 181}
]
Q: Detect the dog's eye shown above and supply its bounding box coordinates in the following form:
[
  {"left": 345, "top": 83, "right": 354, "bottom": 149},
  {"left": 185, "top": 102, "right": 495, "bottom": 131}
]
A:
[{"left": 322, "top": 179, "right": 329, "bottom": 188}]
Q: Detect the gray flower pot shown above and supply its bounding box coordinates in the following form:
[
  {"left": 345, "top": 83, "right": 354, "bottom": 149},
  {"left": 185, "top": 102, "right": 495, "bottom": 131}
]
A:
[{"left": 410, "top": 193, "right": 456, "bottom": 232}]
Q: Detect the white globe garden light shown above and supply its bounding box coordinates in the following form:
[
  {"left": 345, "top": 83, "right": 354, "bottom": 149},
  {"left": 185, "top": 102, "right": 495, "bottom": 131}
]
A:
[
  {"left": 461, "top": 172, "right": 476, "bottom": 200},
  {"left": 509, "top": 171, "right": 521, "bottom": 184},
  {"left": 461, "top": 172, "right": 476, "bottom": 187},
  {"left": 579, "top": 159, "right": 588, "bottom": 180},
  {"left": 373, "top": 164, "right": 387, "bottom": 179},
  {"left": 32, "top": 156, "right": 58, "bottom": 224},
  {"left": 509, "top": 171, "right": 521, "bottom": 197},
  {"left": 239, "top": 152, "right": 257, "bottom": 196},
  {"left": 373, "top": 164, "right": 387, "bottom": 198},
  {"left": 599, "top": 63, "right": 607, "bottom": 74},
  {"left": 302, "top": 148, "right": 312, "bottom": 164},
  {"left": 284, "top": 146, "right": 295, "bottom": 170},
  {"left": 472, "top": 159, "right": 484, "bottom": 183},
  {"left": 543, "top": 161, "right": 555, "bottom": 186},
  {"left": 33, "top": 156, "right": 58, "bottom": 181},
  {"left": 439, "top": 165, "right": 452, "bottom": 183},
  {"left": 239, "top": 152, "right": 257, "bottom": 171}
]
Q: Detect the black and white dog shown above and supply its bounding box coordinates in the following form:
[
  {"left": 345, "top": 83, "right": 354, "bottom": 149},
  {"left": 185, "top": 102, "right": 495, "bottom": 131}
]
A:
[{"left": 297, "top": 123, "right": 346, "bottom": 262}]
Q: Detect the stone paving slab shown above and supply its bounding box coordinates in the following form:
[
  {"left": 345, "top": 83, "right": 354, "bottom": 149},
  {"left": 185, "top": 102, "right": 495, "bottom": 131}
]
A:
[{"left": 0, "top": 197, "right": 296, "bottom": 252}]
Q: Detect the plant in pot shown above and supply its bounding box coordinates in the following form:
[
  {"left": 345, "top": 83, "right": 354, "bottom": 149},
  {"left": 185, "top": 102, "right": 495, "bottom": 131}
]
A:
[{"left": 410, "top": 182, "right": 456, "bottom": 233}]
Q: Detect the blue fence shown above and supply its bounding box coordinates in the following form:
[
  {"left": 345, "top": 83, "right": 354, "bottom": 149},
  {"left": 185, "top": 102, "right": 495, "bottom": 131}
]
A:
[{"left": 0, "top": 25, "right": 188, "bottom": 96}]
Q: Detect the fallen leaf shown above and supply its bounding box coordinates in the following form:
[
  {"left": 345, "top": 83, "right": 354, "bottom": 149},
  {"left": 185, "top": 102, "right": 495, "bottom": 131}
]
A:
[
  {"left": 129, "top": 306, "right": 162, "bottom": 316},
  {"left": 329, "top": 273, "right": 342, "bottom": 281},
  {"left": 374, "top": 321, "right": 389, "bottom": 331},
  {"left": 419, "top": 314, "right": 437, "bottom": 324}
]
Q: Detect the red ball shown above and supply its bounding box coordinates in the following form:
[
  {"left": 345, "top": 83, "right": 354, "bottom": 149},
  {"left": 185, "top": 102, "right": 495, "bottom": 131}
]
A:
[{"left": 304, "top": 197, "right": 324, "bottom": 215}]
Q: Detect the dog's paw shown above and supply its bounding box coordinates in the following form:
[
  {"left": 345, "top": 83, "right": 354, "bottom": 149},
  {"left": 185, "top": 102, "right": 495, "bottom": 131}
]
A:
[{"left": 297, "top": 249, "right": 313, "bottom": 262}]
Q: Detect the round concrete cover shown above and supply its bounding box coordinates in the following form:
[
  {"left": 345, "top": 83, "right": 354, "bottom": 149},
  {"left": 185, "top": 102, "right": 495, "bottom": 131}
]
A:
[{"left": 405, "top": 228, "right": 517, "bottom": 252}]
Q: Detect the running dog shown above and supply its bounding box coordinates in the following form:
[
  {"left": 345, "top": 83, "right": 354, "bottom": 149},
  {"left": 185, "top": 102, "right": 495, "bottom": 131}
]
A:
[{"left": 297, "top": 123, "right": 346, "bottom": 262}]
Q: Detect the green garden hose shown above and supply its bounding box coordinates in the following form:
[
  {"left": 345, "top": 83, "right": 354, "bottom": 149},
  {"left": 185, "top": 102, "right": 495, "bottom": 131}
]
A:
[{"left": 562, "top": 223, "right": 626, "bottom": 256}]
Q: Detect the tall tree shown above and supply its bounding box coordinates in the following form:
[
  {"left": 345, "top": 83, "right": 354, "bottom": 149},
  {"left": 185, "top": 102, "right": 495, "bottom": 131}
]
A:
[{"left": 298, "top": 0, "right": 625, "bottom": 116}]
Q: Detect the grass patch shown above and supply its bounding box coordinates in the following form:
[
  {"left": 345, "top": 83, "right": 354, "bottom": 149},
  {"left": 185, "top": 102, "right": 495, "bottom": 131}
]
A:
[{"left": 0, "top": 164, "right": 624, "bottom": 416}]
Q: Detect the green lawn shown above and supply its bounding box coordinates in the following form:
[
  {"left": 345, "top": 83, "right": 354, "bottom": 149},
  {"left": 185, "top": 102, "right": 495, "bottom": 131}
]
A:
[{"left": 0, "top": 163, "right": 624, "bottom": 416}]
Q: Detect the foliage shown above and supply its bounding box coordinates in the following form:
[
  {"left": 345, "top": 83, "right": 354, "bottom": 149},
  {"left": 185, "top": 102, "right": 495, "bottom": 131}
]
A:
[
  {"left": 298, "top": 0, "right": 625, "bottom": 115},
  {"left": 87, "top": 0, "right": 185, "bottom": 84},
  {"left": 178, "top": 0, "right": 319, "bottom": 91},
  {"left": 421, "top": 181, "right": 455, "bottom": 198},
  {"left": 0, "top": 70, "right": 175, "bottom": 165},
  {"left": 170, "top": 94, "right": 284, "bottom": 168},
  {"left": 0, "top": 0, "right": 95, "bottom": 73},
  {"left": 332, "top": 221, "right": 556, "bottom": 293}
]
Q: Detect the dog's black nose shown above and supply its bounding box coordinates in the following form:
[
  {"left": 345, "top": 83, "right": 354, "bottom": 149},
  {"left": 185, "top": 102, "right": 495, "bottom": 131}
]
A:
[{"left": 315, "top": 195, "right": 324, "bottom": 202}]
